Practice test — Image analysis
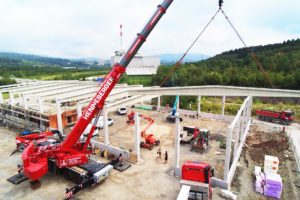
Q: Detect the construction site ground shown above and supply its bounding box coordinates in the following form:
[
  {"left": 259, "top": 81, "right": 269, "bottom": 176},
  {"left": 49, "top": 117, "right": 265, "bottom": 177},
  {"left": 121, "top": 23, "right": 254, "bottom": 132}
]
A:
[
  {"left": 0, "top": 108, "right": 299, "bottom": 200},
  {"left": 230, "top": 121, "right": 300, "bottom": 200}
]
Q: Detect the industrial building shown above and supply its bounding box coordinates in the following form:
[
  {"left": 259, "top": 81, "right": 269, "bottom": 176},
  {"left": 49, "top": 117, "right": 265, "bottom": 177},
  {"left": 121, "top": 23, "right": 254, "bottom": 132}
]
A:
[
  {"left": 0, "top": 80, "right": 146, "bottom": 131},
  {"left": 111, "top": 50, "right": 160, "bottom": 75}
]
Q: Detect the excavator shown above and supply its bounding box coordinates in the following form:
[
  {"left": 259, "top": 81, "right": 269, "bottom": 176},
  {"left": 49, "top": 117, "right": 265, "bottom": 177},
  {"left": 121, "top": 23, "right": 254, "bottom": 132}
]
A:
[
  {"left": 127, "top": 111, "right": 160, "bottom": 150},
  {"left": 7, "top": 0, "right": 174, "bottom": 199},
  {"left": 190, "top": 129, "right": 210, "bottom": 153}
]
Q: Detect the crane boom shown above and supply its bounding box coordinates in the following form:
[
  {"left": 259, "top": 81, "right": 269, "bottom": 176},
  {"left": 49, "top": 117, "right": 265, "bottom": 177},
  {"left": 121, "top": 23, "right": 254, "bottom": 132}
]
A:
[
  {"left": 62, "top": 0, "right": 174, "bottom": 149},
  {"left": 22, "top": 0, "right": 174, "bottom": 181}
]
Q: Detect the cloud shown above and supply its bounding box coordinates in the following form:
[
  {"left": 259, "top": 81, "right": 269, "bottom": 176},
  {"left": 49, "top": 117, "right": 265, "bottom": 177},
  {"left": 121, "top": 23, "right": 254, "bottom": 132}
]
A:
[{"left": 0, "top": 0, "right": 299, "bottom": 58}]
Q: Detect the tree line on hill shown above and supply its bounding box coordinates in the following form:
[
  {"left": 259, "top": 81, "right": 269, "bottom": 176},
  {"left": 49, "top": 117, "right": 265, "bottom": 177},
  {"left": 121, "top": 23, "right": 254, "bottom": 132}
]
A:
[
  {"left": 0, "top": 39, "right": 299, "bottom": 90},
  {"left": 152, "top": 39, "right": 300, "bottom": 90},
  {"left": 0, "top": 52, "right": 96, "bottom": 68}
]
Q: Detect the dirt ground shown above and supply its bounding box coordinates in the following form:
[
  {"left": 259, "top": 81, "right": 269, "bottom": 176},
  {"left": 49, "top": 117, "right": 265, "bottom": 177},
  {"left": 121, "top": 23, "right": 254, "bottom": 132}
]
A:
[
  {"left": 1, "top": 109, "right": 299, "bottom": 200},
  {"left": 0, "top": 109, "right": 229, "bottom": 200},
  {"left": 231, "top": 122, "right": 300, "bottom": 200}
]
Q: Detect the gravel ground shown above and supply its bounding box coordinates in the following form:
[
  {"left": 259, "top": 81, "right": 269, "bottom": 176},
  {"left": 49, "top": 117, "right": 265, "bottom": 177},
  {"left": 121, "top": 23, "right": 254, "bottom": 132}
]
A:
[
  {"left": 0, "top": 110, "right": 229, "bottom": 200},
  {"left": 2, "top": 110, "right": 299, "bottom": 200}
]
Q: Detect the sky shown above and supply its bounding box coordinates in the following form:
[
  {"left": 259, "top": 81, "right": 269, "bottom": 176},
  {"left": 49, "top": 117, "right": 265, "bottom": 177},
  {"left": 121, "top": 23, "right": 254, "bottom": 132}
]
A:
[{"left": 0, "top": 0, "right": 299, "bottom": 59}]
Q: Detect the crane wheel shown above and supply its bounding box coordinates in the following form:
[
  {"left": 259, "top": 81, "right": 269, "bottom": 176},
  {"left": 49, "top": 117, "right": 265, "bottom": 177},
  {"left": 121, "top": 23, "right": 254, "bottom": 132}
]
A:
[
  {"left": 30, "top": 180, "right": 41, "bottom": 189},
  {"left": 17, "top": 144, "right": 25, "bottom": 152}
]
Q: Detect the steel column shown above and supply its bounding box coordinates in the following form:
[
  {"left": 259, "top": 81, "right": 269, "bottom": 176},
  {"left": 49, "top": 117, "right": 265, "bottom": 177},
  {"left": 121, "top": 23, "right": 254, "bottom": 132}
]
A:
[
  {"left": 38, "top": 97, "right": 44, "bottom": 113},
  {"left": 9, "top": 91, "right": 14, "bottom": 105},
  {"left": 134, "top": 112, "right": 141, "bottom": 161},
  {"left": 56, "top": 99, "right": 63, "bottom": 132},
  {"left": 157, "top": 96, "right": 161, "bottom": 111},
  {"left": 103, "top": 106, "right": 109, "bottom": 145},
  {"left": 174, "top": 117, "right": 181, "bottom": 176},
  {"left": 76, "top": 103, "right": 83, "bottom": 118},
  {"left": 197, "top": 95, "right": 201, "bottom": 118},
  {"left": 222, "top": 96, "right": 226, "bottom": 118}
]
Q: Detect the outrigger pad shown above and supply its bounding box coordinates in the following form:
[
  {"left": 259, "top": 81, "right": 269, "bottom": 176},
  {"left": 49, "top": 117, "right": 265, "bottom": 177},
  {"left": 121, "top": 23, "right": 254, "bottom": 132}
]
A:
[
  {"left": 113, "top": 162, "right": 131, "bottom": 172},
  {"left": 7, "top": 173, "right": 28, "bottom": 185}
]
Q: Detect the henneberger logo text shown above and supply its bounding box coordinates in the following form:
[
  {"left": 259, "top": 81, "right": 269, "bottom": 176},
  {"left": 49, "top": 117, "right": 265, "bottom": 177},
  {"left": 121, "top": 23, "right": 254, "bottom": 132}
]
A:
[{"left": 83, "top": 76, "right": 114, "bottom": 120}]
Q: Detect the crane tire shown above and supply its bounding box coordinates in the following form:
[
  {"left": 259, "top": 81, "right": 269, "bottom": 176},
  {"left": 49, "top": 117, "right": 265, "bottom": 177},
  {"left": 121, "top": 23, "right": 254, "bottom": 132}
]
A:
[{"left": 18, "top": 144, "right": 25, "bottom": 152}]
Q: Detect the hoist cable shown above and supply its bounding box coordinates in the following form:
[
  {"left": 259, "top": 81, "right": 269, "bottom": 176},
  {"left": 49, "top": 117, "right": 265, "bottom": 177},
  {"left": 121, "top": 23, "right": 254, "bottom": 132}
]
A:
[
  {"left": 220, "top": 8, "right": 275, "bottom": 88},
  {"left": 160, "top": 9, "right": 220, "bottom": 87},
  {"left": 160, "top": 1, "right": 275, "bottom": 89}
]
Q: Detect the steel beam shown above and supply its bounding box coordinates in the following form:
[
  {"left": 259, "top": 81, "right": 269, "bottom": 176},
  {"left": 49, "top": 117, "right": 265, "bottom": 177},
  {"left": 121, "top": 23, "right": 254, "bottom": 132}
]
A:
[
  {"left": 129, "top": 85, "right": 300, "bottom": 97},
  {"left": 105, "top": 95, "right": 159, "bottom": 113}
]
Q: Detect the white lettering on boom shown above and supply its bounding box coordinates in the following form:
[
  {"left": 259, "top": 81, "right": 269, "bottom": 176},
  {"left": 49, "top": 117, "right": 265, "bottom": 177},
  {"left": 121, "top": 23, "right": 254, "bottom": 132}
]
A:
[{"left": 83, "top": 76, "right": 114, "bottom": 120}]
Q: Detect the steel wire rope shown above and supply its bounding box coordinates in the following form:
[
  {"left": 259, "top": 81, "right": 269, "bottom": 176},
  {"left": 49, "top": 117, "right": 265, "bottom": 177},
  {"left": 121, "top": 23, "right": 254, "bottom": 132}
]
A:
[
  {"left": 160, "top": 9, "right": 221, "bottom": 87},
  {"left": 220, "top": 8, "right": 275, "bottom": 88}
]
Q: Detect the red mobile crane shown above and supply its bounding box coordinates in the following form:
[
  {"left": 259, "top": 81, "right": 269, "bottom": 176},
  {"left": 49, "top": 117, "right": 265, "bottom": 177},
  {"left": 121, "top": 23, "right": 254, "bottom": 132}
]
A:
[
  {"left": 8, "top": 0, "right": 175, "bottom": 197},
  {"left": 127, "top": 111, "right": 160, "bottom": 150},
  {"left": 22, "top": 0, "right": 174, "bottom": 182},
  {"left": 9, "top": 1, "right": 217, "bottom": 199}
]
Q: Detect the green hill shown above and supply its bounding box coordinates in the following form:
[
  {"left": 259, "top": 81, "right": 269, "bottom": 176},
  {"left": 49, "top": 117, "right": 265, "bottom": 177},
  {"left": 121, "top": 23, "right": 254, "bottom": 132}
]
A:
[
  {"left": 153, "top": 39, "right": 300, "bottom": 89},
  {"left": 0, "top": 52, "right": 96, "bottom": 68}
]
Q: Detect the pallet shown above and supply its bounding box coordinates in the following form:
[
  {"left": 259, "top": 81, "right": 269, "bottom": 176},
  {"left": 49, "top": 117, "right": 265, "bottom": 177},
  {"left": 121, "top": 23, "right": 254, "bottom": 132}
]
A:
[{"left": 114, "top": 162, "right": 131, "bottom": 172}]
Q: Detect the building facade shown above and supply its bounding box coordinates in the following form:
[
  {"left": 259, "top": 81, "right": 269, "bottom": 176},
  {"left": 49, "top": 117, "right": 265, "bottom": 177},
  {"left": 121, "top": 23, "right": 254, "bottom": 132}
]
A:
[{"left": 111, "top": 51, "right": 160, "bottom": 75}]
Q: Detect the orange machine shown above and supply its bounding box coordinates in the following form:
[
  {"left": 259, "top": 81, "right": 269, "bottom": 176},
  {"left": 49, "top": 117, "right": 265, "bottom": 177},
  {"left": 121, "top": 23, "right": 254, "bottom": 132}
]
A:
[{"left": 127, "top": 111, "right": 160, "bottom": 150}]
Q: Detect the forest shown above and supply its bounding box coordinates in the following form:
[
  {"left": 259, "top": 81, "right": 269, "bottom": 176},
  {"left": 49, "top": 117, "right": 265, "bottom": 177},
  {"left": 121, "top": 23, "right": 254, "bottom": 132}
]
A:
[
  {"left": 152, "top": 39, "right": 300, "bottom": 89},
  {"left": 1, "top": 39, "right": 299, "bottom": 89}
]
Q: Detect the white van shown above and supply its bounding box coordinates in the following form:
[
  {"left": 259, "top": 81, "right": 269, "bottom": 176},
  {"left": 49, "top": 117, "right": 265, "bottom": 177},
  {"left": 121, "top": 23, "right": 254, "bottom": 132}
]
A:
[
  {"left": 95, "top": 116, "right": 114, "bottom": 129},
  {"left": 83, "top": 116, "right": 114, "bottom": 137},
  {"left": 117, "top": 107, "right": 127, "bottom": 115}
]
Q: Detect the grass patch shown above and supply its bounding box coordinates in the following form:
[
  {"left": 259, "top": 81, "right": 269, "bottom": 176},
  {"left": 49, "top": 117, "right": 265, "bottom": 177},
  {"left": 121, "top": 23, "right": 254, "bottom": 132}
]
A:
[
  {"left": 120, "top": 75, "right": 152, "bottom": 86},
  {"left": 2, "top": 92, "right": 9, "bottom": 99}
]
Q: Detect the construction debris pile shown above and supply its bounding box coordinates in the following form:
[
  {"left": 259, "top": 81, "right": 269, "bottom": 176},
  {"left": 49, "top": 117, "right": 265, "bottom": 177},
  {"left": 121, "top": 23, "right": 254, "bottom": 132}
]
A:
[{"left": 246, "top": 130, "right": 290, "bottom": 164}]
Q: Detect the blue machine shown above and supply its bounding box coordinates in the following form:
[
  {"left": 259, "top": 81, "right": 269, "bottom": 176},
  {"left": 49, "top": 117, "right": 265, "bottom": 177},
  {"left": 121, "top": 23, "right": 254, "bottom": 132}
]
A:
[{"left": 167, "top": 96, "right": 183, "bottom": 123}]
